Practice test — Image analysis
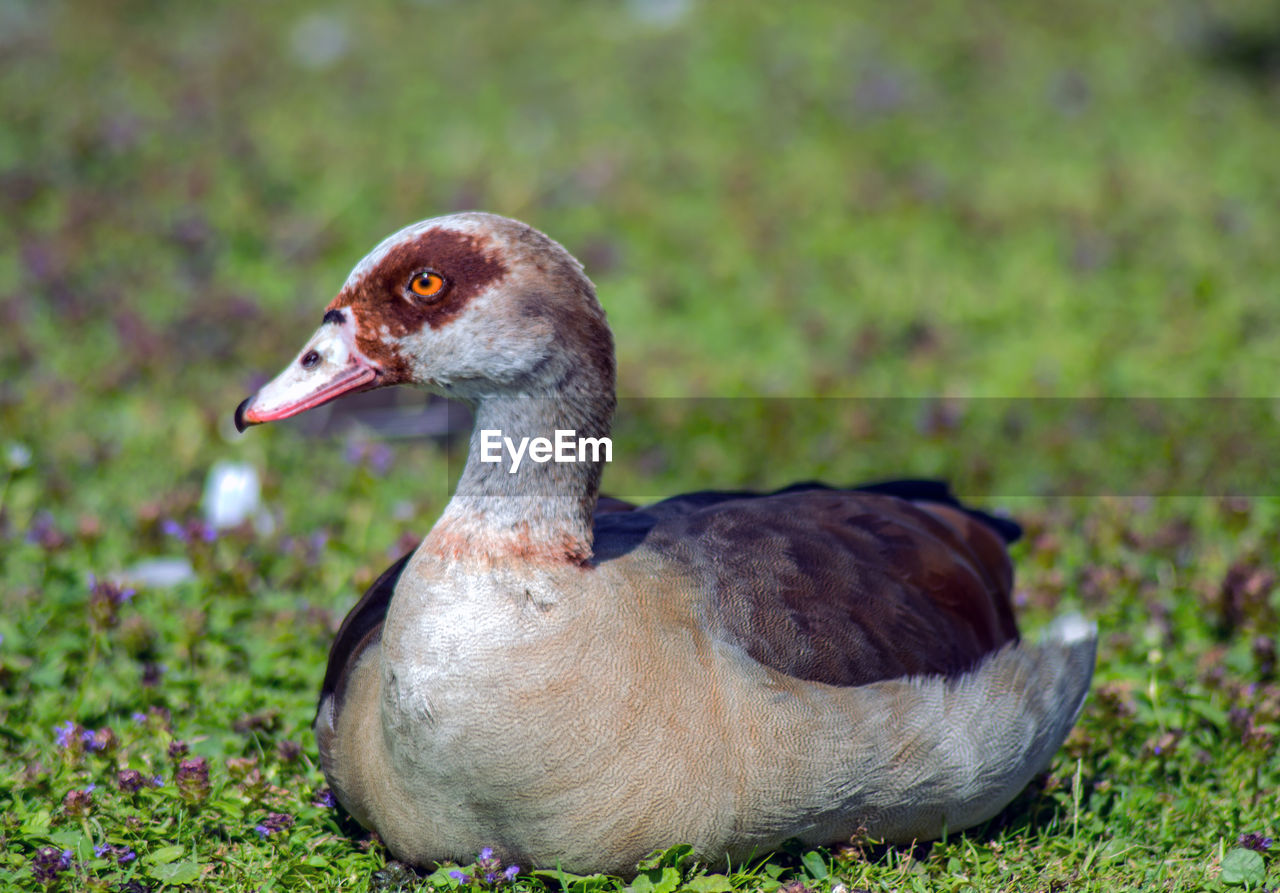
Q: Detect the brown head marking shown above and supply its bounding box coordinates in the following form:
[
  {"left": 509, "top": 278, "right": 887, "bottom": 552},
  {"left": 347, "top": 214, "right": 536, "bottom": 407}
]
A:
[{"left": 327, "top": 227, "right": 508, "bottom": 379}]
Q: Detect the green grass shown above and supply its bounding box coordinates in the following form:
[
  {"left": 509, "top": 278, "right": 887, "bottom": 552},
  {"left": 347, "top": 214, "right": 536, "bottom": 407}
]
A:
[{"left": 2, "top": 0, "right": 1278, "bottom": 889}]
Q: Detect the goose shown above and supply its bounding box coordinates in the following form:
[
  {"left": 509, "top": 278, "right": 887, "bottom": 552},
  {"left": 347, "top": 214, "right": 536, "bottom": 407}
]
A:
[{"left": 234, "top": 212, "right": 1096, "bottom": 876}]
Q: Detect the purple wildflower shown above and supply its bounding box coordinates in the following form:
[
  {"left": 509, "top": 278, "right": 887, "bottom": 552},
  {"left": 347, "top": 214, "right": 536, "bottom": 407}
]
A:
[
  {"left": 460, "top": 847, "right": 519, "bottom": 886},
  {"left": 63, "top": 787, "right": 93, "bottom": 817},
  {"left": 477, "top": 847, "right": 501, "bottom": 883},
  {"left": 312, "top": 787, "right": 337, "bottom": 808},
  {"left": 174, "top": 756, "right": 210, "bottom": 803},
  {"left": 162, "top": 518, "right": 217, "bottom": 544},
  {"left": 54, "top": 720, "right": 76, "bottom": 749},
  {"left": 88, "top": 576, "right": 135, "bottom": 629},
  {"left": 131, "top": 712, "right": 147, "bottom": 724},
  {"left": 93, "top": 727, "right": 117, "bottom": 754},
  {"left": 253, "top": 812, "right": 294, "bottom": 838},
  {"left": 31, "top": 847, "right": 72, "bottom": 883},
  {"left": 449, "top": 870, "right": 472, "bottom": 883},
  {"left": 117, "top": 769, "right": 145, "bottom": 793},
  {"left": 26, "top": 512, "right": 67, "bottom": 550},
  {"left": 1238, "top": 832, "right": 1273, "bottom": 853},
  {"left": 1229, "top": 706, "right": 1252, "bottom": 731},
  {"left": 93, "top": 844, "right": 139, "bottom": 866},
  {"left": 168, "top": 740, "right": 189, "bottom": 760}
]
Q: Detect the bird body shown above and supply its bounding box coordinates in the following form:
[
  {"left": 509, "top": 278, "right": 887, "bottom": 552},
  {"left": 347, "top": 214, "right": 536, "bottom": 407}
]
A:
[{"left": 236, "top": 212, "right": 1096, "bottom": 875}]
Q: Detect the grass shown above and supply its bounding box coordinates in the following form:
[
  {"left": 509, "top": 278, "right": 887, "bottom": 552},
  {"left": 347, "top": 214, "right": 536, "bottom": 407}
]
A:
[{"left": 1, "top": 0, "right": 1278, "bottom": 889}]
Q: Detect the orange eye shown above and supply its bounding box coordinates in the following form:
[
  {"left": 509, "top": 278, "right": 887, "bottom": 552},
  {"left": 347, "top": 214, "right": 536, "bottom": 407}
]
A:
[{"left": 408, "top": 270, "right": 446, "bottom": 300}]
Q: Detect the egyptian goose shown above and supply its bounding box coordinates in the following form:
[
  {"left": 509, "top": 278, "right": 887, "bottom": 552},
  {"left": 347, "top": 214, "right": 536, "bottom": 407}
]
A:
[{"left": 235, "top": 212, "right": 1096, "bottom": 875}]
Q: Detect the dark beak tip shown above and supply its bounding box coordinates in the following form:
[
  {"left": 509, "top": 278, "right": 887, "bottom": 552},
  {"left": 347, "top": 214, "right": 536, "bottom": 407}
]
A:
[{"left": 234, "top": 397, "right": 252, "bottom": 434}]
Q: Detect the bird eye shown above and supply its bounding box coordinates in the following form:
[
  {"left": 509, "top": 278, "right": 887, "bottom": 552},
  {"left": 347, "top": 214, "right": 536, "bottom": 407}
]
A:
[{"left": 407, "top": 270, "right": 446, "bottom": 300}]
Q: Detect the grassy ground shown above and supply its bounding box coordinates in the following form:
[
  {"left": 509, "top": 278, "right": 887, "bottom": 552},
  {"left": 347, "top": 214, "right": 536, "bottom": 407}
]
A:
[{"left": 2, "top": 0, "right": 1278, "bottom": 890}]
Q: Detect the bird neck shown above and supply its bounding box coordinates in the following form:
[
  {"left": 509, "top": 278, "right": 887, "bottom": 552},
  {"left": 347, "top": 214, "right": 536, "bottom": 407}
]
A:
[{"left": 424, "top": 370, "right": 615, "bottom": 565}]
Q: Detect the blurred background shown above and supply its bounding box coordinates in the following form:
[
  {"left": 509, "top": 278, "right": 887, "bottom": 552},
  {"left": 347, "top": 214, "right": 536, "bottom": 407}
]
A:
[
  {"left": 2, "top": 2, "right": 1279, "bottom": 885},
  {"left": 5, "top": 0, "right": 1280, "bottom": 475},
  {"left": 4, "top": 1, "right": 1279, "bottom": 510},
  {"left": 4, "top": 0, "right": 1280, "bottom": 606},
  {"left": 3, "top": 0, "right": 1279, "bottom": 594}
]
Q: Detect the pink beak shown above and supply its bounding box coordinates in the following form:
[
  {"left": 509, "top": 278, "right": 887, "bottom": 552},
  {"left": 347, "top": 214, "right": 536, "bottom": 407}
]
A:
[{"left": 235, "top": 317, "right": 380, "bottom": 432}]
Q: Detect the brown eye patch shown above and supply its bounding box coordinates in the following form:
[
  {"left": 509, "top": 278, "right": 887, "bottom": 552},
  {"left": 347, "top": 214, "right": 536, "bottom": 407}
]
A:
[{"left": 325, "top": 226, "right": 509, "bottom": 380}]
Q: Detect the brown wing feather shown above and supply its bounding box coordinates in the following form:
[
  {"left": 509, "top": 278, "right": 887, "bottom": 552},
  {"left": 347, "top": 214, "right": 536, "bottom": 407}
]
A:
[
  {"left": 315, "top": 551, "right": 411, "bottom": 726},
  {"left": 629, "top": 488, "right": 1019, "bottom": 687},
  {"left": 323, "top": 489, "right": 1017, "bottom": 717}
]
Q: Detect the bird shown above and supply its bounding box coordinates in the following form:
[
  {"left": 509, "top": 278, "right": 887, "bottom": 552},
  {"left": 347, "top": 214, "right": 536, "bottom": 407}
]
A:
[{"left": 234, "top": 211, "right": 1096, "bottom": 876}]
